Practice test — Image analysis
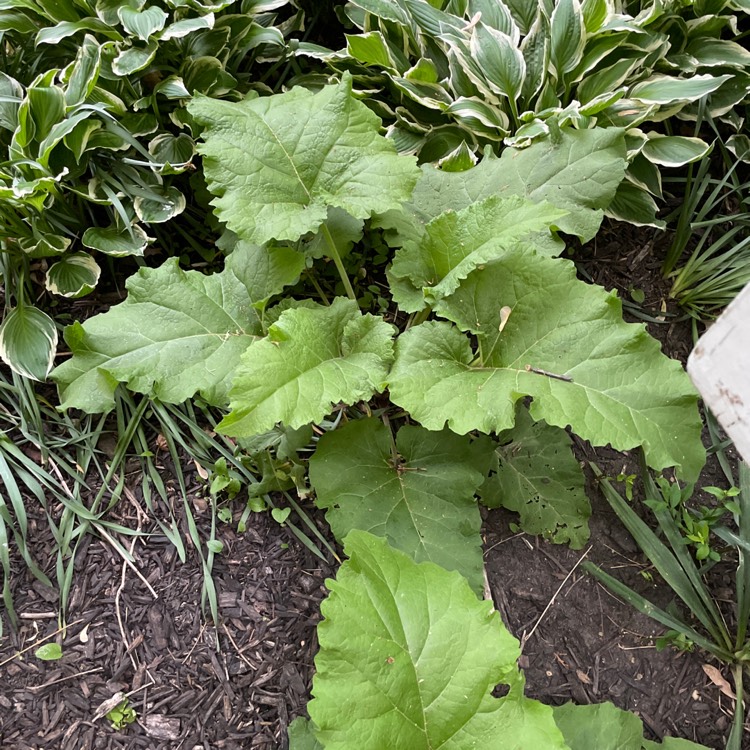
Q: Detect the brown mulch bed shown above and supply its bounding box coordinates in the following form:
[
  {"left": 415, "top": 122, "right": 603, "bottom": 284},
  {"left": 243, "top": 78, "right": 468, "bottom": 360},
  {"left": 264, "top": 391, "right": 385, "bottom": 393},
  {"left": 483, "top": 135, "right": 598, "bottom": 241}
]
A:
[
  {"left": 0, "top": 502, "right": 335, "bottom": 750},
  {"left": 0, "top": 219, "right": 743, "bottom": 749}
]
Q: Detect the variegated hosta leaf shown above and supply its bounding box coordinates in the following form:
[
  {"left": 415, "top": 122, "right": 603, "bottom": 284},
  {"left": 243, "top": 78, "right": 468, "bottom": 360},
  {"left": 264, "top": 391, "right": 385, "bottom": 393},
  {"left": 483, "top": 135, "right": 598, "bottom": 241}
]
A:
[
  {"left": 82, "top": 225, "right": 151, "bottom": 257},
  {"left": 388, "top": 195, "right": 566, "bottom": 312},
  {"left": 308, "top": 531, "right": 568, "bottom": 750},
  {"left": 605, "top": 180, "right": 665, "bottom": 228},
  {"left": 45, "top": 252, "right": 101, "bottom": 298},
  {"left": 388, "top": 249, "right": 705, "bottom": 482},
  {"left": 0, "top": 305, "right": 58, "bottom": 381},
  {"left": 218, "top": 298, "right": 395, "bottom": 437},
  {"left": 52, "top": 242, "right": 305, "bottom": 412},
  {"left": 309, "top": 418, "right": 494, "bottom": 593},
  {"left": 480, "top": 405, "right": 591, "bottom": 549},
  {"left": 629, "top": 73, "right": 733, "bottom": 105},
  {"left": 189, "top": 73, "right": 420, "bottom": 245}
]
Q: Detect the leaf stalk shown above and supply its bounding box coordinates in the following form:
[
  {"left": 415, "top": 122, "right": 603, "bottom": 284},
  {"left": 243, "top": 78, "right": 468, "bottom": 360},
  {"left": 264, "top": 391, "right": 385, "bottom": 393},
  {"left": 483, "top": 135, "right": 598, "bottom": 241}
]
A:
[{"left": 320, "top": 222, "right": 357, "bottom": 301}]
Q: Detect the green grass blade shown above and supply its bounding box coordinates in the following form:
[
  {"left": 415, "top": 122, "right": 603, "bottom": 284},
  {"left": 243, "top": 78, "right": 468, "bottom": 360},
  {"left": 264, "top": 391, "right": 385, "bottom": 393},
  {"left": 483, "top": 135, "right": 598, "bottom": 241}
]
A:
[
  {"left": 735, "top": 462, "right": 750, "bottom": 647},
  {"left": 593, "top": 463, "right": 729, "bottom": 647},
  {"left": 583, "top": 562, "right": 729, "bottom": 659}
]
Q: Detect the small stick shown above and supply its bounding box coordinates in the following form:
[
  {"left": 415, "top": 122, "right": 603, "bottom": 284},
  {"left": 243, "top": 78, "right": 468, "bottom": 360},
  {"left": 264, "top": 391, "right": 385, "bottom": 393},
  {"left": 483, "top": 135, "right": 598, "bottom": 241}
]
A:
[
  {"left": 525, "top": 364, "right": 573, "bottom": 382},
  {"left": 20, "top": 612, "right": 57, "bottom": 620},
  {"left": 0, "top": 618, "right": 84, "bottom": 668},
  {"left": 521, "top": 546, "right": 592, "bottom": 651},
  {"left": 96, "top": 525, "right": 158, "bottom": 599}
]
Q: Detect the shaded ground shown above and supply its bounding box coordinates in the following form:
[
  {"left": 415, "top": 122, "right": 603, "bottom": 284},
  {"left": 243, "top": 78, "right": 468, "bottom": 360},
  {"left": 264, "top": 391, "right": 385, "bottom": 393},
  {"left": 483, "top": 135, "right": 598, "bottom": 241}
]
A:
[{"left": 0, "top": 219, "right": 743, "bottom": 749}]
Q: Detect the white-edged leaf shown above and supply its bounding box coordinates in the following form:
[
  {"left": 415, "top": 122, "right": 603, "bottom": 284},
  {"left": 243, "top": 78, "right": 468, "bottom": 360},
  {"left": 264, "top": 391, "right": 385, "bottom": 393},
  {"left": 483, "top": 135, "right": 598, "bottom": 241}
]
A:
[
  {"left": 388, "top": 249, "right": 705, "bottom": 482},
  {"left": 480, "top": 405, "right": 591, "bottom": 549},
  {"left": 161, "top": 13, "right": 215, "bottom": 40},
  {"left": 45, "top": 252, "right": 101, "bottom": 298},
  {"left": 111, "top": 41, "right": 158, "bottom": 76},
  {"left": 118, "top": 6, "right": 167, "bottom": 41},
  {"left": 629, "top": 73, "right": 733, "bottom": 104},
  {"left": 52, "top": 243, "right": 305, "bottom": 412},
  {"left": 189, "top": 73, "right": 420, "bottom": 245},
  {"left": 134, "top": 186, "right": 186, "bottom": 223},
  {"left": 550, "top": 0, "right": 585, "bottom": 77},
  {"left": 0, "top": 305, "right": 58, "bottom": 381},
  {"left": 605, "top": 180, "right": 665, "bottom": 229},
  {"left": 309, "top": 531, "right": 568, "bottom": 750},
  {"left": 82, "top": 225, "right": 151, "bottom": 257},
  {"left": 346, "top": 31, "right": 398, "bottom": 69},
  {"left": 309, "top": 418, "right": 494, "bottom": 593},
  {"left": 641, "top": 134, "right": 712, "bottom": 167},
  {"left": 218, "top": 298, "right": 395, "bottom": 437},
  {"left": 470, "top": 22, "right": 525, "bottom": 104}
]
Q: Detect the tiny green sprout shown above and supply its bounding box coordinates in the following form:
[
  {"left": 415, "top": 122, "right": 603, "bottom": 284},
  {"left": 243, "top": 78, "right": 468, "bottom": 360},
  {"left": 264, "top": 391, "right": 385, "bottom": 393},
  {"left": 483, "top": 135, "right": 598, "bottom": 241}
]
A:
[
  {"left": 639, "top": 570, "right": 653, "bottom": 582},
  {"left": 280, "top": 542, "right": 289, "bottom": 550},
  {"left": 272, "top": 507, "right": 291, "bottom": 525},
  {"left": 106, "top": 699, "right": 137, "bottom": 730},
  {"left": 248, "top": 497, "right": 267, "bottom": 513},
  {"left": 207, "top": 539, "right": 224, "bottom": 554},
  {"left": 655, "top": 629, "right": 694, "bottom": 653},
  {"left": 615, "top": 473, "right": 636, "bottom": 501},
  {"left": 630, "top": 288, "right": 645, "bottom": 304},
  {"left": 703, "top": 485, "right": 740, "bottom": 502},
  {"left": 34, "top": 643, "right": 62, "bottom": 661}
]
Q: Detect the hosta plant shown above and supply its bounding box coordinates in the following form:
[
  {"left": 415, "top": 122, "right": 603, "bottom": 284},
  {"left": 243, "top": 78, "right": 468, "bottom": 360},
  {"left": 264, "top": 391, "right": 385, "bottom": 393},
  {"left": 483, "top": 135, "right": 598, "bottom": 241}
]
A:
[
  {"left": 0, "top": 0, "right": 300, "bottom": 378},
  {"left": 296, "top": 0, "right": 750, "bottom": 226},
  {"left": 52, "top": 76, "right": 706, "bottom": 584}
]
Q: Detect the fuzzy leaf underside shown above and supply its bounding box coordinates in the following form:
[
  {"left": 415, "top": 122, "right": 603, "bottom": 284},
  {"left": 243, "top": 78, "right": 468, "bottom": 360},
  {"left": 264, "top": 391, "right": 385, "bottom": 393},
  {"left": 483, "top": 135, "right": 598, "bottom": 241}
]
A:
[
  {"left": 219, "top": 299, "right": 395, "bottom": 437},
  {"left": 388, "top": 249, "right": 705, "bottom": 482},
  {"left": 480, "top": 406, "right": 591, "bottom": 549},
  {"left": 388, "top": 195, "right": 566, "bottom": 312},
  {"left": 309, "top": 532, "right": 568, "bottom": 750},
  {"left": 52, "top": 243, "right": 304, "bottom": 412},
  {"left": 377, "top": 126, "right": 627, "bottom": 246},
  {"left": 190, "top": 74, "right": 420, "bottom": 245},
  {"left": 309, "top": 418, "right": 494, "bottom": 593}
]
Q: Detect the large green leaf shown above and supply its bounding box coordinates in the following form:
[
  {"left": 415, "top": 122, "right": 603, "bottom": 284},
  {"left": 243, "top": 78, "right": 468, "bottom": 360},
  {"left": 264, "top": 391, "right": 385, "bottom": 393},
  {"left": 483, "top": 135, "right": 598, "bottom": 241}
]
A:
[
  {"left": 218, "top": 298, "right": 395, "bottom": 437},
  {"left": 189, "top": 74, "right": 420, "bottom": 245},
  {"left": 0, "top": 305, "right": 58, "bottom": 382},
  {"left": 554, "top": 702, "right": 710, "bottom": 750},
  {"left": 309, "top": 418, "right": 494, "bottom": 593},
  {"left": 52, "top": 243, "right": 305, "bottom": 412},
  {"left": 288, "top": 718, "right": 323, "bottom": 750},
  {"left": 388, "top": 250, "right": 705, "bottom": 482},
  {"left": 388, "top": 195, "right": 565, "bottom": 311},
  {"left": 308, "top": 531, "right": 568, "bottom": 750},
  {"left": 480, "top": 406, "right": 591, "bottom": 549},
  {"left": 378, "top": 127, "right": 627, "bottom": 244}
]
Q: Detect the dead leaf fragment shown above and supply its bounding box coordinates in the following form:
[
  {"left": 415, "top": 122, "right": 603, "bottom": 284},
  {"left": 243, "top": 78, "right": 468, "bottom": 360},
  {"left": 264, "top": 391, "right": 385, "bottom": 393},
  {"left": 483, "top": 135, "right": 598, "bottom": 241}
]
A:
[
  {"left": 576, "top": 669, "right": 591, "bottom": 685},
  {"left": 703, "top": 664, "right": 736, "bottom": 700},
  {"left": 93, "top": 692, "right": 126, "bottom": 721},
  {"left": 141, "top": 715, "right": 181, "bottom": 740}
]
